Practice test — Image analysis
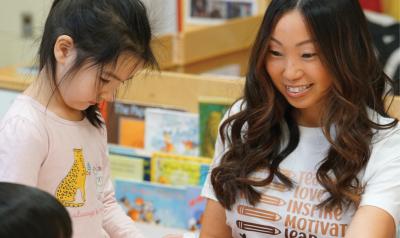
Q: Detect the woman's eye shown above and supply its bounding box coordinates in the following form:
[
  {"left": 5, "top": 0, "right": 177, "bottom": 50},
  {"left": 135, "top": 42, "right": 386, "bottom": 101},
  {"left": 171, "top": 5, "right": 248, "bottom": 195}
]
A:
[
  {"left": 269, "top": 50, "right": 282, "bottom": 57},
  {"left": 302, "top": 53, "right": 317, "bottom": 59}
]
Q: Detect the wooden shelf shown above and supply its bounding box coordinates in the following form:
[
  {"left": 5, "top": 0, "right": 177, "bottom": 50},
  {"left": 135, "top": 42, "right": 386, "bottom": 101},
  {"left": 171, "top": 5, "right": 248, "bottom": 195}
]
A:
[
  {"left": 175, "top": 15, "right": 262, "bottom": 65},
  {"left": 0, "top": 66, "right": 398, "bottom": 120}
]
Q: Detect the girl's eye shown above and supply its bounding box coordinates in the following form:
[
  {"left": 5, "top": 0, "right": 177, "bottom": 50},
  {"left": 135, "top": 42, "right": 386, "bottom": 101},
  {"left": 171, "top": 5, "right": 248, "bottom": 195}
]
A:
[
  {"left": 302, "top": 53, "right": 317, "bottom": 59},
  {"left": 100, "top": 77, "right": 110, "bottom": 84},
  {"left": 269, "top": 50, "right": 282, "bottom": 57}
]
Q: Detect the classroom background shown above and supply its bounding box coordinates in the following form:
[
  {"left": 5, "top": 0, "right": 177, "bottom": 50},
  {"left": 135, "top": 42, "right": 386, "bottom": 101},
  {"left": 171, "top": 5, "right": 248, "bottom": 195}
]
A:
[{"left": 0, "top": 0, "right": 399, "bottom": 237}]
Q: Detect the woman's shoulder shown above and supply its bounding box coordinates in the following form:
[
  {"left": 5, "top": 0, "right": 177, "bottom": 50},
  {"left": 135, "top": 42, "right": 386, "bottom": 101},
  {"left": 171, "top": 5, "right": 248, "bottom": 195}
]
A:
[
  {"left": 370, "top": 111, "right": 400, "bottom": 143},
  {"left": 226, "top": 99, "right": 246, "bottom": 116},
  {"left": 368, "top": 112, "right": 400, "bottom": 165}
]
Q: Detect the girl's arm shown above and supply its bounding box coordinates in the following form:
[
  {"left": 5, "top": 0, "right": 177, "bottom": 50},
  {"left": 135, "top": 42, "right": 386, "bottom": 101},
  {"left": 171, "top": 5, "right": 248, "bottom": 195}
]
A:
[
  {"left": 0, "top": 116, "right": 47, "bottom": 185},
  {"left": 199, "top": 199, "right": 232, "bottom": 238},
  {"left": 345, "top": 205, "right": 396, "bottom": 238}
]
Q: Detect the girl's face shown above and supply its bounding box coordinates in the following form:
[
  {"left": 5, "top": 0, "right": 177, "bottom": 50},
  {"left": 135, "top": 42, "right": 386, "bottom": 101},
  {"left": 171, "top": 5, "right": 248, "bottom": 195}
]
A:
[
  {"left": 58, "top": 52, "right": 140, "bottom": 112},
  {"left": 265, "top": 10, "right": 333, "bottom": 126}
]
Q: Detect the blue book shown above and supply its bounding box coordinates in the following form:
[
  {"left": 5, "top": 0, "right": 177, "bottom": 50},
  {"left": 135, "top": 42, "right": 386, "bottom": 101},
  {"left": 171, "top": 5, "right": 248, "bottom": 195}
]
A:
[
  {"left": 145, "top": 108, "right": 199, "bottom": 156},
  {"left": 114, "top": 179, "right": 206, "bottom": 230}
]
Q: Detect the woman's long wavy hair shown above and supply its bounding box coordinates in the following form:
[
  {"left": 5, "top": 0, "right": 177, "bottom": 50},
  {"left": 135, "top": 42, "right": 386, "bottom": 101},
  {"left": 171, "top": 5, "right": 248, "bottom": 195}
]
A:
[{"left": 211, "top": 0, "right": 398, "bottom": 211}]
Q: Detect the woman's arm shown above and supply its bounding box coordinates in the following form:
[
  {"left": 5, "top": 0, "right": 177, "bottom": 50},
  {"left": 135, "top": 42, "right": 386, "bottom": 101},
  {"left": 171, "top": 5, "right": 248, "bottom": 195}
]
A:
[
  {"left": 200, "top": 199, "right": 232, "bottom": 238},
  {"left": 345, "top": 205, "right": 396, "bottom": 238}
]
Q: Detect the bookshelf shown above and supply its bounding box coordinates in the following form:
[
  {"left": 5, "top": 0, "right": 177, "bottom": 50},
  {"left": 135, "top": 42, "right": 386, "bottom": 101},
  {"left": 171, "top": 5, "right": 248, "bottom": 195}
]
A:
[{"left": 0, "top": 66, "right": 399, "bottom": 119}]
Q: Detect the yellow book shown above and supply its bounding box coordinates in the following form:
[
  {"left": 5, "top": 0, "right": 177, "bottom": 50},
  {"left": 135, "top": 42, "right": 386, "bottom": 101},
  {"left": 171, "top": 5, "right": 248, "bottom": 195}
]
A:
[{"left": 150, "top": 152, "right": 211, "bottom": 186}]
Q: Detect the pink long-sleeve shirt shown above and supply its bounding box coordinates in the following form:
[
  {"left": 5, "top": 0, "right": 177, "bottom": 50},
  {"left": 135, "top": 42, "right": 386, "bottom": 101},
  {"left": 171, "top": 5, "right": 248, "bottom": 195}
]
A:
[{"left": 0, "top": 95, "right": 144, "bottom": 238}]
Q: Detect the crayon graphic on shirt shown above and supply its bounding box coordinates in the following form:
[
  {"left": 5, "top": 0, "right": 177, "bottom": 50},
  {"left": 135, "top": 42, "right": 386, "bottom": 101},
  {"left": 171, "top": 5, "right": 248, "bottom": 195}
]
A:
[
  {"left": 236, "top": 220, "right": 281, "bottom": 235},
  {"left": 237, "top": 205, "right": 281, "bottom": 222}
]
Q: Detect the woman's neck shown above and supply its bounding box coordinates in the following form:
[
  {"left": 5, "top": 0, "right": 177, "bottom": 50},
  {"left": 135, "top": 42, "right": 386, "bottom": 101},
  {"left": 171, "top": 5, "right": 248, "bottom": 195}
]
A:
[
  {"left": 295, "top": 106, "right": 323, "bottom": 128},
  {"left": 24, "top": 71, "right": 84, "bottom": 121}
]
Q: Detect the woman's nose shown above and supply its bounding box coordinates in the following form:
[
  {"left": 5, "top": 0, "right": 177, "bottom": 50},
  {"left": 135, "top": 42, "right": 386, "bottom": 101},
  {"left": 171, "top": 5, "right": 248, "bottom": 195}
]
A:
[{"left": 283, "top": 60, "right": 304, "bottom": 81}]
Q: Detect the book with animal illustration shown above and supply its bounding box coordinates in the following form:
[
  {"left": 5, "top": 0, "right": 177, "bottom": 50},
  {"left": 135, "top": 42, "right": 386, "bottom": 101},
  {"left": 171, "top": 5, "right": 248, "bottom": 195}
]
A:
[
  {"left": 114, "top": 179, "right": 206, "bottom": 230},
  {"left": 145, "top": 108, "right": 200, "bottom": 156},
  {"left": 199, "top": 96, "right": 233, "bottom": 158},
  {"left": 151, "top": 152, "right": 211, "bottom": 186},
  {"left": 109, "top": 144, "right": 151, "bottom": 181}
]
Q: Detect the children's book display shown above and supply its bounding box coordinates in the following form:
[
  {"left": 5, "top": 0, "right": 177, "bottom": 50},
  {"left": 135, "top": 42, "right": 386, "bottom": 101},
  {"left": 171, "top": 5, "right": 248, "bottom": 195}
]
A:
[
  {"left": 145, "top": 108, "right": 200, "bottom": 156},
  {"left": 199, "top": 96, "right": 233, "bottom": 158},
  {"left": 151, "top": 152, "right": 211, "bottom": 186},
  {"left": 105, "top": 97, "right": 233, "bottom": 231},
  {"left": 115, "top": 179, "right": 205, "bottom": 231}
]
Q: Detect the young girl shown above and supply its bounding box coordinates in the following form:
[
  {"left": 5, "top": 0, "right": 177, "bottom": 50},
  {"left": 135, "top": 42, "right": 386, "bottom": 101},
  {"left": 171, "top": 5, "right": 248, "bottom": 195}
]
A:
[
  {"left": 0, "top": 0, "right": 157, "bottom": 237},
  {"left": 200, "top": 0, "right": 400, "bottom": 237}
]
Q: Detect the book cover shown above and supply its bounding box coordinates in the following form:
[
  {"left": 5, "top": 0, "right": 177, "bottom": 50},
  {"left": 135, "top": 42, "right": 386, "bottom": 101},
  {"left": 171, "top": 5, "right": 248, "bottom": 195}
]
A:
[
  {"left": 109, "top": 144, "right": 152, "bottom": 181},
  {"left": 199, "top": 97, "right": 233, "bottom": 158},
  {"left": 106, "top": 101, "right": 148, "bottom": 148},
  {"left": 151, "top": 152, "right": 211, "bottom": 186},
  {"left": 109, "top": 154, "right": 144, "bottom": 181},
  {"left": 145, "top": 108, "right": 200, "bottom": 156},
  {"left": 115, "top": 179, "right": 205, "bottom": 230}
]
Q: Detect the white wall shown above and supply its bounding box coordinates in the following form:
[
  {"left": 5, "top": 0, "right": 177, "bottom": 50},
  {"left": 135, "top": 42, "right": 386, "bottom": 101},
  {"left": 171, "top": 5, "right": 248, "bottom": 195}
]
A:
[
  {"left": 0, "top": 0, "right": 177, "bottom": 68},
  {"left": 0, "top": 0, "right": 54, "bottom": 67}
]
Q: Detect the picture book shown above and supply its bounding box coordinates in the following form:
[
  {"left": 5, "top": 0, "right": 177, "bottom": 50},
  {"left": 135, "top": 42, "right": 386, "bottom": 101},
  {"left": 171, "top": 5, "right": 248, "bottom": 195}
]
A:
[
  {"left": 114, "top": 179, "right": 206, "bottom": 230},
  {"left": 106, "top": 101, "right": 148, "bottom": 148},
  {"left": 145, "top": 108, "right": 200, "bottom": 156},
  {"left": 109, "top": 144, "right": 152, "bottom": 181},
  {"left": 151, "top": 152, "right": 211, "bottom": 186},
  {"left": 109, "top": 154, "right": 144, "bottom": 182},
  {"left": 199, "top": 96, "right": 233, "bottom": 158}
]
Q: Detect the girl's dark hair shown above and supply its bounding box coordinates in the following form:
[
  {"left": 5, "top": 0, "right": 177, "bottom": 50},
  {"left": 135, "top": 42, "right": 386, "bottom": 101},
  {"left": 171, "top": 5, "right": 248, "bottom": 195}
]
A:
[
  {"left": 0, "top": 182, "right": 72, "bottom": 238},
  {"left": 211, "top": 0, "right": 398, "bottom": 211},
  {"left": 38, "top": 0, "right": 158, "bottom": 127}
]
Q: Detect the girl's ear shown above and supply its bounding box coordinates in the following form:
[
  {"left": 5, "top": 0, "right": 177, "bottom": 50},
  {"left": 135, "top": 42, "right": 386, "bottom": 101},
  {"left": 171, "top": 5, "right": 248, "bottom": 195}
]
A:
[{"left": 54, "top": 35, "right": 75, "bottom": 64}]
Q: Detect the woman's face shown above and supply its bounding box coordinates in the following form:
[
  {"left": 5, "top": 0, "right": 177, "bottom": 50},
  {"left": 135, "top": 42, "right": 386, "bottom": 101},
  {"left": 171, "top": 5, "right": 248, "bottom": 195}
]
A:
[{"left": 265, "top": 10, "right": 334, "bottom": 126}]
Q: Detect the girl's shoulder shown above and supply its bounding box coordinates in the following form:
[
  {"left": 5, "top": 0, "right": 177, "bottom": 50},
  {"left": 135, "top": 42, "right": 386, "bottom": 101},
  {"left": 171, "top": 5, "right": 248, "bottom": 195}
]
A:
[{"left": 1, "top": 95, "right": 47, "bottom": 129}]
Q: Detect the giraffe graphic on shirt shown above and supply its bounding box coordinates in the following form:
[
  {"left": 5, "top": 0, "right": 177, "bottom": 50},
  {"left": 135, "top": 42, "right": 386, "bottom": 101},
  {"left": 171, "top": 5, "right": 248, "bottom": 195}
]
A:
[{"left": 55, "top": 148, "right": 88, "bottom": 207}]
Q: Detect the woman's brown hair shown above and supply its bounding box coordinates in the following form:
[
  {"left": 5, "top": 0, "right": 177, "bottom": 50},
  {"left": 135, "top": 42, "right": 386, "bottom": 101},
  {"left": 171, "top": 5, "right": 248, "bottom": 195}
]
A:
[{"left": 211, "top": 0, "right": 398, "bottom": 211}]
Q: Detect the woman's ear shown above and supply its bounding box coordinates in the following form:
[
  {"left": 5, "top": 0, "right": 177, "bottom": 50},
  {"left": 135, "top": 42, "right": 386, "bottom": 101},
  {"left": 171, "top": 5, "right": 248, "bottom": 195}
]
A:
[{"left": 54, "top": 35, "right": 75, "bottom": 64}]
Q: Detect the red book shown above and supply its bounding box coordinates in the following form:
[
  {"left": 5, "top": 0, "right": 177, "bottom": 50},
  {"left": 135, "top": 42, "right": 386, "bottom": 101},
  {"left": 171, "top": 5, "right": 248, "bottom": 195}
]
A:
[
  {"left": 177, "top": 0, "right": 183, "bottom": 32},
  {"left": 359, "top": 0, "right": 382, "bottom": 12}
]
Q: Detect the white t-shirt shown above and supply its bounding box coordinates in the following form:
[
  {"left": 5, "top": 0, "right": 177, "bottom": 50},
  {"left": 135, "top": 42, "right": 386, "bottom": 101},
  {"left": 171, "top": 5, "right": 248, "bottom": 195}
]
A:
[
  {"left": 0, "top": 95, "right": 144, "bottom": 238},
  {"left": 202, "top": 101, "right": 400, "bottom": 238}
]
